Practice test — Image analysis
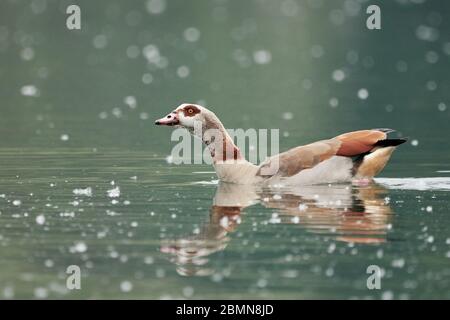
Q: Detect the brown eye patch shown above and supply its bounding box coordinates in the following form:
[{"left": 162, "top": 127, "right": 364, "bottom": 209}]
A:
[{"left": 182, "top": 105, "right": 201, "bottom": 117}]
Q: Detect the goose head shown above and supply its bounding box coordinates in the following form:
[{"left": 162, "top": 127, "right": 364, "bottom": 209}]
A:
[
  {"left": 155, "top": 103, "right": 242, "bottom": 163},
  {"left": 155, "top": 103, "right": 207, "bottom": 129}
]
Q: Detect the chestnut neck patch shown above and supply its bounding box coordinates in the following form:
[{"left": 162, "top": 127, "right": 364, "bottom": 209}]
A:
[{"left": 181, "top": 105, "right": 201, "bottom": 117}]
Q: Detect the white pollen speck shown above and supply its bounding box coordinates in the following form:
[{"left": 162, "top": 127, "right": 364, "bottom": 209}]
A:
[
  {"left": 416, "top": 25, "right": 439, "bottom": 42},
  {"left": 183, "top": 27, "right": 200, "bottom": 42},
  {"left": 282, "top": 270, "right": 298, "bottom": 278},
  {"left": 44, "top": 259, "right": 54, "bottom": 268},
  {"left": 332, "top": 69, "right": 345, "bottom": 82},
  {"left": 253, "top": 50, "right": 272, "bottom": 64},
  {"left": 411, "top": 139, "right": 419, "bottom": 147},
  {"left": 36, "top": 214, "right": 45, "bottom": 225},
  {"left": 72, "top": 187, "right": 92, "bottom": 197},
  {"left": 357, "top": 88, "right": 369, "bottom": 100},
  {"left": 291, "top": 216, "right": 300, "bottom": 224},
  {"left": 391, "top": 258, "right": 405, "bottom": 268},
  {"left": 438, "top": 103, "right": 447, "bottom": 112},
  {"left": 21, "top": 47, "right": 35, "bottom": 61},
  {"left": 142, "top": 73, "right": 153, "bottom": 84},
  {"left": 126, "top": 45, "right": 140, "bottom": 59},
  {"left": 220, "top": 216, "right": 229, "bottom": 228},
  {"left": 34, "top": 287, "right": 48, "bottom": 299},
  {"left": 310, "top": 45, "right": 324, "bottom": 58},
  {"left": 298, "top": 203, "right": 308, "bottom": 211},
  {"left": 382, "top": 291, "right": 394, "bottom": 300},
  {"left": 72, "top": 242, "right": 87, "bottom": 253},
  {"left": 425, "top": 51, "right": 439, "bottom": 64},
  {"left": 60, "top": 211, "right": 75, "bottom": 217},
  {"left": 376, "top": 249, "right": 384, "bottom": 259},
  {"left": 177, "top": 66, "right": 190, "bottom": 78},
  {"left": 21, "top": 85, "right": 39, "bottom": 97},
  {"left": 107, "top": 186, "right": 120, "bottom": 198},
  {"left": 98, "top": 111, "right": 108, "bottom": 119},
  {"left": 112, "top": 107, "right": 123, "bottom": 118},
  {"left": 329, "top": 97, "right": 339, "bottom": 108},
  {"left": 325, "top": 267, "right": 334, "bottom": 277},
  {"left": 144, "top": 256, "right": 154, "bottom": 264},
  {"left": 142, "top": 44, "right": 161, "bottom": 64},
  {"left": 120, "top": 281, "right": 133, "bottom": 292},
  {"left": 269, "top": 213, "right": 281, "bottom": 224},
  {"left": 60, "top": 134, "right": 69, "bottom": 141},
  {"left": 426, "top": 206, "right": 433, "bottom": 213},
  {"left": 443, "top": 42, "right": 450, "bottom": 55},
  {"left": 165, "top": 155, "right": 173, "bottom": 164},
  {"left": 426, "top": 80, "right": 437, "bottom": 91},
  {"left": 106, "top": 210, "right": 117, "bottom": 216},
  {"left": 73, "top": 187, "right": 92, "bottom": 197},
  {"left": 282, "top": 112, "right": 293, "bottom": 120},
  {"left": 182, "top": 286, "right": 194, "bottom": 297},
  {"left": 93, "top": 34, "right": 107, "bottom": 49},
  {"left": 124, "top": 96, "right": 137, "bottom": 109},
  {"left": 12, "top": 200, "right": 22, "bottom": 206},
  {"left": 146, "top": 0, "right": 166, "bottom": 14},
  {"left": 327, "top": 243, "right": 336, "bottom": 254},
  {"left": 211, "top": 273, "right": 223, "bottom": 282},
  {"left": 257, "top": 278, "right": 268, "bottom": 288}
]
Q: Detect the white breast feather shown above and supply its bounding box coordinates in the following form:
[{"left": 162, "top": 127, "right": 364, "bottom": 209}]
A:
[{"left": 267, "top": 156, "right": 353, "bottom": 186}]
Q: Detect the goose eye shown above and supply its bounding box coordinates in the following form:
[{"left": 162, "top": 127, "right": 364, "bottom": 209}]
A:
[{"left": 188, "top": 108, "right": 193, "bottom": 114}]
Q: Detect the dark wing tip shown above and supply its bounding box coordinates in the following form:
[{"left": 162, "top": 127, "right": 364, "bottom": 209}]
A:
[
  {"left": 373, "top": 128, "right": 395, "bottom": 133},
  {"left": 374, "top": 138, "right": 408, "bottom": 147}
]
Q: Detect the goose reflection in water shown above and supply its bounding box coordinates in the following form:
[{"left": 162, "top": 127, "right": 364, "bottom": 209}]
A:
[{"left": 160, "top": 182, "right": 393, "bottom": 276}]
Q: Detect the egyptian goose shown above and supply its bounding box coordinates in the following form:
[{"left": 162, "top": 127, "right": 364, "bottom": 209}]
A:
[{"left": 155, "top": 104, "right": 407, "bottom": 185}]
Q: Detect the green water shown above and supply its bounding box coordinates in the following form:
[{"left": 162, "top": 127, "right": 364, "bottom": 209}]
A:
[{"left": 1, "top": 0, "right": 450, "bottom": 299}]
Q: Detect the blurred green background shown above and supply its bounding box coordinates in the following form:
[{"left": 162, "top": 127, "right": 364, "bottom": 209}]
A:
[{"left": 1, "top": 0, "right": 449, "bottom": 153}]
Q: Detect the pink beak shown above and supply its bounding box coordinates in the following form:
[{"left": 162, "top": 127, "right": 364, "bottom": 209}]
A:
[{"left": 155, "top": 112, "right": 179, "bottom": 126}]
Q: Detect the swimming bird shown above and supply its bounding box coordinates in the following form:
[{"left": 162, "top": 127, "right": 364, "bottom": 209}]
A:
[{"left": 155, "top": 103, "right": 407, "bottom": 185}]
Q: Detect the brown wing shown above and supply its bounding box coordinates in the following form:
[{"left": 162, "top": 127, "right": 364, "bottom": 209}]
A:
[
  {"left": 256, "top": 129, "right": 392, "bottom": 178},
  {"left": 335, "top": 130, "right": 388, "bottom": 156},
  {"left": 257, "top": 138, "right": 341, "bottom": 178}
]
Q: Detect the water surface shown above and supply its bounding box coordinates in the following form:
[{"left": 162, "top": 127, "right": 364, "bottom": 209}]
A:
[{"left": 1, "top": 150, "right": 450, "bottom": 299}]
